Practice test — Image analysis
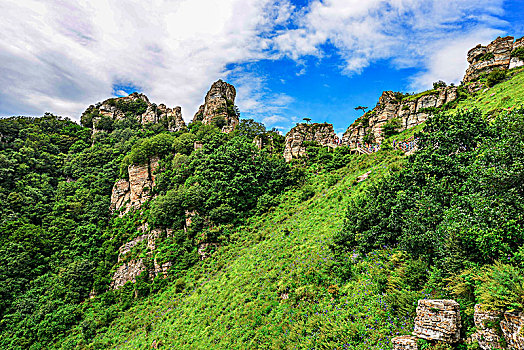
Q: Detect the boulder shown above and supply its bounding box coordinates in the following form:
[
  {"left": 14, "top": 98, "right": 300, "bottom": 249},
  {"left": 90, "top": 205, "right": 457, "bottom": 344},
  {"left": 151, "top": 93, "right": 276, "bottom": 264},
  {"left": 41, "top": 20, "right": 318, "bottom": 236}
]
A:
[
  {"left": 413, "top": 299, "right": 461, "bottom": 343},
  {"left": 392, "top": 335, "right": 418, "bottom": 350}
]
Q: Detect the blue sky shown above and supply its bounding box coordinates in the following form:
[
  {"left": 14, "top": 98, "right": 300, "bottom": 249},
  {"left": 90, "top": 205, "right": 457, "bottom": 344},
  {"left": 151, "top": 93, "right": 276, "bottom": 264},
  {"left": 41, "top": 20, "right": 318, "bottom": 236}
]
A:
[{"left": 1, "top": 0, "right": 523, "bottom": 135}]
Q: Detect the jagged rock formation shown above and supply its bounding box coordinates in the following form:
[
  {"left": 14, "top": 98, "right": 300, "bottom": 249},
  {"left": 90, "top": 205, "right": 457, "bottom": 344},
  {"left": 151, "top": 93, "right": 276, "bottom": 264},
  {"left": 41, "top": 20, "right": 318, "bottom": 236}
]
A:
[
  {"left": 283, "top": 123, "right": 339, "bottom": 162},
  {"left": 464, "top": 36, "right": 524, "bottom": 82},
  {"left": 82, "top": 92, "right": 186, "bottom": 133},
  {"left": 192, "top": 80, "right": 238, "bottom": 132},
  {"left": 391, "top": 336, "right": 418, "bottom": 350},
  {"left": 413, "top": 299, "right": 461, "bottom": 343},
  {"left": 110, "top": 227, "right": 173, "bottom": 289},
  {"left": 110, "top": 157, "right": 159, "bottom": 215},
  {"left": 471, "top": 304, "right": 503, "bottom": 350},
  {"left": 501, "top": 310, "right": 524, "bottom": 349},
  {"left": 342, "top": 87, "right": 458, "bottom": 148}
]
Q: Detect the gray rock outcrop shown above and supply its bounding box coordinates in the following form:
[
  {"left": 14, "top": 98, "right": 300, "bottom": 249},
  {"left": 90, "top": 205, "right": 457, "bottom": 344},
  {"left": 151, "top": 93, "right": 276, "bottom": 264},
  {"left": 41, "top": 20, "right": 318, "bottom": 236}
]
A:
[
  {"left": 192, "top": 80, "right": 238, "bottom": 133},
  {"left": 413, "top": 299, "right": 461, "bottom": 343},
  {"left": 283, "top": 123, "right": 339, "bottom": 162},
  {"left": 110, "top": 157, "right": 159, "bottom": 215},
  {"left": 342, "top": 87, "right": 458, "bottom": 148},
  {"left": 471, "top": 304, "right": 503, "bottom": 350},
  {"left": 392, "top": 335, "right": 418, "bottom": 350},
  {"left": 464, "top": 36, "right": 524, "bottom": 82},
  {"left": 83, "top": 92, "right": 186, "bottom": 133},
  {"left": 501, "top": 310, "right": 524, "bottom": 349}
]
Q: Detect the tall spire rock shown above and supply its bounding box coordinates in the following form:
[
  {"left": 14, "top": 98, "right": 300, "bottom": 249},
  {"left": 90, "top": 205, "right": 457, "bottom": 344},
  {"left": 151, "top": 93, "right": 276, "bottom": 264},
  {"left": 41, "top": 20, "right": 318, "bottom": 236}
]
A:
[
  {"left": 192, "top": 80, "right": 239, "bottom": 133},
  {"left": 81, "top": 92, "right": 186, "bottom": 133}
]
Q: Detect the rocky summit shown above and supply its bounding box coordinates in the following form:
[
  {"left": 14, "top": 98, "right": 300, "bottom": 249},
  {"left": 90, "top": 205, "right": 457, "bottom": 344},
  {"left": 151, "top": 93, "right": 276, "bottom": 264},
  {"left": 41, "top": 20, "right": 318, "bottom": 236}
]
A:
[
  {"left": 464, "top": 35, "right": 524, "bottom": 82},
  {"left": 192, "top": 79, "right": 239, "bottom": 133},
  {"left": 81, "top": 92, "right": 186, "bottom": 133}
]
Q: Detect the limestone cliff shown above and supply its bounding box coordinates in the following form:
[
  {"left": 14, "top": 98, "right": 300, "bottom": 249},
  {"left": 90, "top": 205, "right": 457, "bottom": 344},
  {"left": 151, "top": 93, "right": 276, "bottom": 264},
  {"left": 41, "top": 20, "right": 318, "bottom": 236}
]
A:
[
  {"left": 111, "top": 225, "right": 173, "bottom": 289},
  {"left": 283, "top": 123, "right": 339, "bottom": 162},
  {"left": 464, "top": 35, "right": 524, "bottom": 82},
  {"left": 82, "top": 92, "right": 186, "bottom": 133},
  {"left": 192, "top": 80, "right": 239, "bottom": 132},
  {"left": 110, "top": 157, "right": 159, "bottom": 215},
  {"left": 342, "top": 87, "right": 458, "bottom": 148}
]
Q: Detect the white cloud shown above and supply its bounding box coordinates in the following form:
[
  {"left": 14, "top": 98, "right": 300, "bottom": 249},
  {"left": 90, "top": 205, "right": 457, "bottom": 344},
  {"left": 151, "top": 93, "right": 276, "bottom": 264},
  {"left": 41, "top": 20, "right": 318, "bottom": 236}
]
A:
[
  {"left": 0, "top": 0, "right": 293, "bottom": 120},
  {"left": 0, "top": 0, "right": 509, "bottom": 123},
  {"left": 272, "top": 0, "right": 506, "bottom": 84}
]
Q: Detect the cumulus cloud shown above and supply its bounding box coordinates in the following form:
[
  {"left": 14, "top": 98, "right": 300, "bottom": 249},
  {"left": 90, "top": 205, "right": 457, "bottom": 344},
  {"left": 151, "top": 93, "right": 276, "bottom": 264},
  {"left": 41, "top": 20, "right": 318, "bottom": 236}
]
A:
[
  {"left": 0, "top": 0, "right": 293, "bottom": 120},
  {"left": 273, "top": 0, "right": 506, "bottom": 83},
  {"left": 0, "top": 0, "right": 509, "bottom": 122}
]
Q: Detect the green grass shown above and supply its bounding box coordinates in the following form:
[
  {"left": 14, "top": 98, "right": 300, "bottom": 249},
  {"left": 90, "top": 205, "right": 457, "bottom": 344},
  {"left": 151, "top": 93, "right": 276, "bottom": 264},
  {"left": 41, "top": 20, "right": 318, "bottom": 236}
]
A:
[
  {"left": 57, "top": 151, "right": 415, "bottom": 349},
  {"left": 457, "top": 67, "right": 524, "bottom": 116}
]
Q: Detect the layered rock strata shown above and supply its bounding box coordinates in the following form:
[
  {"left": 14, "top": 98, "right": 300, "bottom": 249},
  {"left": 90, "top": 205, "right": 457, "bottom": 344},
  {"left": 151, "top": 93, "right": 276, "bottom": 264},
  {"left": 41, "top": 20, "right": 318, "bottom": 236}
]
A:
[
  {"left": 464, "top": 36, "right": 524, "bottom": 82},
  {"left": 342, "top": 87, "right": 457, "bottom": 148},
  {"left": 110, "top": 157, "right": 159, "bottom": 215},
  {"left": 413, "top": 299, "right": 461, "bottom": 343},
  {"left": 283, "top": 123, "right": 339, "bottom": 162},
  {"left": 471, "top": 304, "right": 503, "bottom": 350},
  {"left": 391, "top": 335, "right": 418, "bottom": 350},
  {"left": 192, "top": 80, "right": 238, "bottom": 132},
  {"left": 83, "top": 92, "right": 186, "bottom": 133},
  {"left": 501, "top": 310, "right": 524, "bottom": 349}
]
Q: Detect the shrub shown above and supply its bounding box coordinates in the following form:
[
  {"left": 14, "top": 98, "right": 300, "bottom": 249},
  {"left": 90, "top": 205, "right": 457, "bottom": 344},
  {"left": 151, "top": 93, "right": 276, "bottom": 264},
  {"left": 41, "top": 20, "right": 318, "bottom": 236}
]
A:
[
  {"left": 511, "top": 47, "right": 524, "bottom": 61},
  {"left": 487, "top": 69, "right": 507, "bottom": 87},
  {"left": 433, "top": 80, "right": 447, "bottom": 89},
  {"left": 476, "top": 262, "right": 524, "bottom": 311},
  {"left": 478, "top": 52, "right": 495, "bottom": 62},
  {"left": 381, "top": 118, "right": 401, "bottom": 138}
]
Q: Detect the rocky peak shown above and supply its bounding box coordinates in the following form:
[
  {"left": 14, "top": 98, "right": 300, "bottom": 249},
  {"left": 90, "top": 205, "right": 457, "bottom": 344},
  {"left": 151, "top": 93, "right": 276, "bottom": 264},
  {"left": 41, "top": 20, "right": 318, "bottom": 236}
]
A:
[
  {"left": 82, "top": 92, "right": 186, "bottom": 132},
  {"left": 192, "top": 80, "right": 239, "bottom": 132},
  {"left": 283, "top": 123, "right": 339, "bottom": 162},
  {"left": 464, "top": 35, "right": 524, "bottom": 82}
]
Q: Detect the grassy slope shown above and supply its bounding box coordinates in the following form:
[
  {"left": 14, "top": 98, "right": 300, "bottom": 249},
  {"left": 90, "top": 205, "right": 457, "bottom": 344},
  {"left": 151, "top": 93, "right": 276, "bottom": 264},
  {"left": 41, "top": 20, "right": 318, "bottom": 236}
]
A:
[
  {"left": 59, "top": 151, "right": 410, "bottom": 350},
  {"left": 458, "top": 67, "right": 524, "bottom": 113},
  {"left": 58, "top": 69, "right": 524, "bottom": 350}
]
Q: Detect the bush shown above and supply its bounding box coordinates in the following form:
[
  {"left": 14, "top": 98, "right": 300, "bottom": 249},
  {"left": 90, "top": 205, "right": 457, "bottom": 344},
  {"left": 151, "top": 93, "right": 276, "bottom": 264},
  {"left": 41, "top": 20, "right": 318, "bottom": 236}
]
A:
[
  {"left": 486, "top": 69, "right": 507, "bottom": 87},
  {"left": 511, "top": 47, "right": 524, "bottom": 61},
  {"left": 433, "top": 80, "right": 447, "bottom": 89},
  {"left": 381, "top": 118, "right": 401, "bottom": 138},
  {"left": 476, "top": 262, "right": 524, "bottom": 311}
]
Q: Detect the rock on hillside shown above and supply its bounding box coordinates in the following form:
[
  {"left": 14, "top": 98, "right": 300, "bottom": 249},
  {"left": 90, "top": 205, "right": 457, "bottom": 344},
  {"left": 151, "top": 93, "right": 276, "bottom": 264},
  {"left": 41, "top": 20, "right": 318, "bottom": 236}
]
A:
[
  {"left": 110, "top": 157, "right": 159, "bottom": 215},
  {"left": 81, "top": 92, "right": 186, "bottom": 133},
  {"left": 283, "top": 123, "right": 339, "bottom": 162},
  {"left": 464, "top": 35, "right": 524, "bottom": 82},
  {"left": 192, "top": 80, "right": 238, "bottom": 133},
  {"left": 342, "top": 87, "right": 458, "bottom": 147}
]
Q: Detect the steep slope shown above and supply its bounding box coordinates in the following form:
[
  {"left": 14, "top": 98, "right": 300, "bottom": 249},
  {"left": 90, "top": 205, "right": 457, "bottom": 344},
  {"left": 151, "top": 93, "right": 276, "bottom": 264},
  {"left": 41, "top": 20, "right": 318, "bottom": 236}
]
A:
[{"left": 58, "top": 150, "right": 409, "bottom": 349}]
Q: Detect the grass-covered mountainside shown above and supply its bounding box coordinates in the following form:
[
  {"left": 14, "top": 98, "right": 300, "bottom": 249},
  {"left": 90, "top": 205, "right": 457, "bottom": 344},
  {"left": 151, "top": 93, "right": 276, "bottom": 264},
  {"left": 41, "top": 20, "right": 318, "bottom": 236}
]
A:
[{"left": 1, "top": 67, "right": 524, "bottom": 350}]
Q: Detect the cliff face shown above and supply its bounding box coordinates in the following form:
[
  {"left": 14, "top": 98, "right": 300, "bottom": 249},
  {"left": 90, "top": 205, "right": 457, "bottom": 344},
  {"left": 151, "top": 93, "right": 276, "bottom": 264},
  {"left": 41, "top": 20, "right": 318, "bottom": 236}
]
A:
[
  {"left": 110, "top": 157, "right": 159, "bottom": 215},
  {"left": 283, "top": 123, "right": 339, "bottom": 162},
  {"left": 83, "top": 92, "right": 186, "bottom": 133},
  {"left": 192, "top": 80, "right": 238, "bottom": 132},
  {"left": 464, "top": 36, "right": 524, "bottom": 82},
  {"left": 342, "top": 87, "right": 458, "bottom": 147}
]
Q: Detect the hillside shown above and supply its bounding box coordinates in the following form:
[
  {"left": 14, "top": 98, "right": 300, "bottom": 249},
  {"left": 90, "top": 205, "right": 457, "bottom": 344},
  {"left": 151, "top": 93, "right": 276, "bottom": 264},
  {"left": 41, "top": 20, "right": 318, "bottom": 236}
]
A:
[{"left": 1, "top": 37, "right": 524, "bottom": 350}]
